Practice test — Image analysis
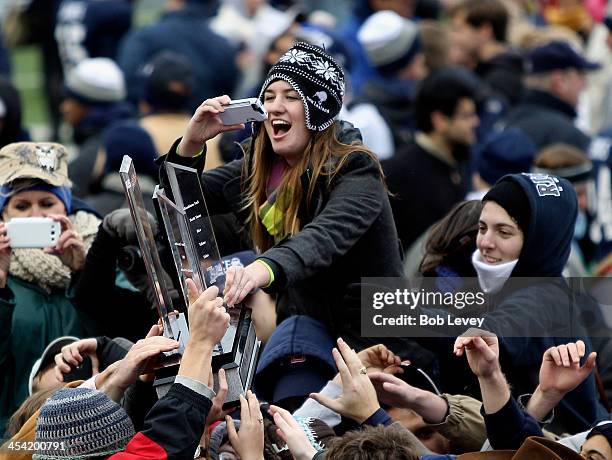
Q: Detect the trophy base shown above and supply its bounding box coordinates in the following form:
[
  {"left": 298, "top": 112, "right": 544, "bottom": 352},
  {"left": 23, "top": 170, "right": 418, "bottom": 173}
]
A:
[{"left": 152, "top": 361, "right": 255, "bottom": 405}]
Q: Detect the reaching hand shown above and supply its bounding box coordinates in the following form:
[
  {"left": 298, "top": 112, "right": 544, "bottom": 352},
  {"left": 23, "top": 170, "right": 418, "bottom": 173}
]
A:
[
  {"left": 269, "top": 405, "right": 318, "bottom": 460},
  {"left": 206, "top": 368, "right": 229, "bottom": 426},
  {"left": 186, "top": 278, "right": 230, "bottom": 346},
  {"left": 310, "top": 337, "right": 380, "bottom": 424},
  {"left": 178, "top": 96, "right": 245, "bottom": 157},
  {"left": 357, "top": 343, "right": 403, "bottom": 374},
  {"left": 539, "top": 340, "right": 597, "bottom": 397},
  {"left": 368, "top": 372, "right": 449, "bottom": 424},
  {"left": 223, "top": 262, "right": 270, "bottom": 307},
  {"left": 100, "top": 334, "right": 180, "bottom": 401},
  {"left": 369, "top": 372, "right": 421, "bottom": 409},
  {"left": 226, "top": 391, "right": 264, "bottom": 460},
  {"left": 44, "top": 214, "right": 86, "bottom": 272},
  {"left": 0, "top": 223, "right": 11, "bottom": 288},
  {"left": 54, "top": 338, "right": 100, "bottom": 382},
  {"left": 454, "top": 329, "right": 500, "bottom": 380}
]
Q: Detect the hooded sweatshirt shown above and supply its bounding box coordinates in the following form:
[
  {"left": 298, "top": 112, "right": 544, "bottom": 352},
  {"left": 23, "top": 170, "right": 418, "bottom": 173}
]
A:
[{"left": 479, "top": 173, "right": 608, "bottom": 432}]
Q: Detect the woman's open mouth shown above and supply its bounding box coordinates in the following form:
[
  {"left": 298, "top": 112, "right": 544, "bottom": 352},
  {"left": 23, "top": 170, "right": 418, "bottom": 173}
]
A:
[{"left": 271, "top": 119, "right": 291, "bottom": 139}]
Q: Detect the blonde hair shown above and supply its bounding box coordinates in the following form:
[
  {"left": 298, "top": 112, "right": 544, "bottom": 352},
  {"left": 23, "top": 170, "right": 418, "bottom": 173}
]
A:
[{"left": 243, "top": 122, "right": 383, "bottom": 252}]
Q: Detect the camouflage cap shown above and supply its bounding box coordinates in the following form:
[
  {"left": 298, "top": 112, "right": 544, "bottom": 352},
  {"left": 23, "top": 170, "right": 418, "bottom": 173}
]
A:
[{"left": 0, "top": 142, "right": 72, "bottom": 188}]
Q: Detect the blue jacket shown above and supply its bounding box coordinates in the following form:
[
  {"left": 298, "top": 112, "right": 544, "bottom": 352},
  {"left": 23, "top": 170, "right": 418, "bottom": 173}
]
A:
[
  {"left": 55, "top": 0, "right": 133, "bottom": 70},
  {"left": 586, "top": 130, "right": 612, "bottom": 263},
  {"left": 117, "top": 5, "right": 238, "bottom": 112},
  {"left": 503, "top": 89, "right": 590, "bottom": 151}
]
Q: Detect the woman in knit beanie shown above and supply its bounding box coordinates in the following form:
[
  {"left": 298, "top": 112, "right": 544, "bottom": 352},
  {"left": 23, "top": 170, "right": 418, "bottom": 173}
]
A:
[{"left": 163, "top": 41, "right": 403, "bottom": 347}]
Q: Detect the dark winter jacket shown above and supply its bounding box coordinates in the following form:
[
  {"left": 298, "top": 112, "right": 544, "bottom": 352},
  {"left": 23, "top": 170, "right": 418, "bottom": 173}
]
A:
[
  {"left": 503, "top": 89, "right": 591, "bottom": 150},
  {"left": 72, "top": 224, "right": 157, "bottom": 342},
  {"left": 0, "top": 77, "right": 29, "bottom": 148},
  {"left": 484, "top": 395, "right": 543, "bottom": 450},
  {"left": 159, "top": 122, "right": 404, "bottom": 339},
  {"left": 71, "top": 102, "right": 134, "bottom": 147},
  {"left": 353, "top": 77, "right": 417, "bottom": 149},
  {"left": 117, "top": 5, "right": 238, "bottom": 112},
  {"left": 55, "top": 0, "right": 133, "bottom": 71},
  {"left": 382, "top": 140, "right": 467, "bottom": 251},
  {"left": 475, "top": 50, "right": 525, "bottom": 108}
]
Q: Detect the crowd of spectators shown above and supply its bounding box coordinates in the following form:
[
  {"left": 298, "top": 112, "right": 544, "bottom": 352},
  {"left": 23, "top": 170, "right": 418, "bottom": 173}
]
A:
[{"left": 0, "top": 0, "right": 612, "bottom": 459}]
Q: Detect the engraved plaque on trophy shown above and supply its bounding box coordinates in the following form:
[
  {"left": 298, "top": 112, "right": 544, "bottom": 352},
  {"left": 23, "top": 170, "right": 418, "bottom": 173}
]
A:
[
  {"left": 153, "top": 186, "right": 202, "bottom": 310},
  {"left": 119, "top": 156, "right": 189, "bottom": 380}
]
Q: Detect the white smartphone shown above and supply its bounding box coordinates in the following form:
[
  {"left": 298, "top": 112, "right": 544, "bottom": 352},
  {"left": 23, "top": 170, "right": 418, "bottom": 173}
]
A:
[
  {"left": 219, "top": 98, "right": 268, "bottom": 125},
  {"left": 6, "top": 217, "right": 61, "bottom": 248}
]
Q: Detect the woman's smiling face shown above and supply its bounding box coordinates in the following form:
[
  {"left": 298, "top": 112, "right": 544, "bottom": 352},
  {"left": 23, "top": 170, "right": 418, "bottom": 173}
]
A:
[
  {"left": 477, "top": 201, "right": 524, "bottom": 265},
  {"left": 263, "top": 80, "right": 312, "bottom": 166}
]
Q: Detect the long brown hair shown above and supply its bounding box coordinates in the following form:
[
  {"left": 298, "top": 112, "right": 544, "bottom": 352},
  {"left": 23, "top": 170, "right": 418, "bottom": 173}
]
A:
[
  {"left": 4, "top": 385, "right": 62, "bottom": 438},
  {"left": 243, "top": 121, "right": 383, "bottom": 252},
  {"left": 419, "top": 200, "right": 482, "bottom": 275}
]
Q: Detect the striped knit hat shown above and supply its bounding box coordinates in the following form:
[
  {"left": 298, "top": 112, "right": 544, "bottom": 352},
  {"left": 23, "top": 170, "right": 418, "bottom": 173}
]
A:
[{"left": 33, "top": 387, "right": 135, "bottom": 459}]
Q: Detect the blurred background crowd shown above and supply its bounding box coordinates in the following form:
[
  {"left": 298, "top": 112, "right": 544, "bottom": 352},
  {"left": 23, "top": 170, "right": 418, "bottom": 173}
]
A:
[{"left": 0, "top": 0, "right": 609, "bottom": 273}]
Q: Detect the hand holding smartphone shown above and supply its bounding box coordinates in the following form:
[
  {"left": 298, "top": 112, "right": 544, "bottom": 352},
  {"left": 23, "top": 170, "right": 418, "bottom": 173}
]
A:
[{"left": 6, "top": 217, "right": 61, "bottom": 248}]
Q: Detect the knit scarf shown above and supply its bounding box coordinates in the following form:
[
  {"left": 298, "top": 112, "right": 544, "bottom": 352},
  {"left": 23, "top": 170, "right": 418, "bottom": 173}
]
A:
[
  {"left": 259, "top": 160, "right": 291, "bottom": 241},
  {"left": 8, "top": 211, "right": 101, "bottom": 293}
]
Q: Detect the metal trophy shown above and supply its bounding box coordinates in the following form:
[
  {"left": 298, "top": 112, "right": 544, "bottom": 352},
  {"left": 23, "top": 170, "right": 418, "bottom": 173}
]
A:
[
  {"left": 118, "top": 156, "right": 190, "bottom": 389},
  {"left": 159, "top": 161, "right": 260, "bottom": 408},
  {"left": 120, "top": 155, "right": 259, "bottom": 404}
]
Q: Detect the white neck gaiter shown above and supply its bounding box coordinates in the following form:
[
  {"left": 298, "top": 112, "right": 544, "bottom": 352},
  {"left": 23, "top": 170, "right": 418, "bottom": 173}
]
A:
[{"left": 471, "top": 249, "right": 518, "bottom": 294}]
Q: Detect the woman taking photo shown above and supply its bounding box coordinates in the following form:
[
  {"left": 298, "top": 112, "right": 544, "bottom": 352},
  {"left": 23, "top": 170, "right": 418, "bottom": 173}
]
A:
[
  {"left": 0, "top": 142, "right": 101, "bottom": 429},
  {"left": 161, "top": 42, "right": 403, "bottom": 343}
]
